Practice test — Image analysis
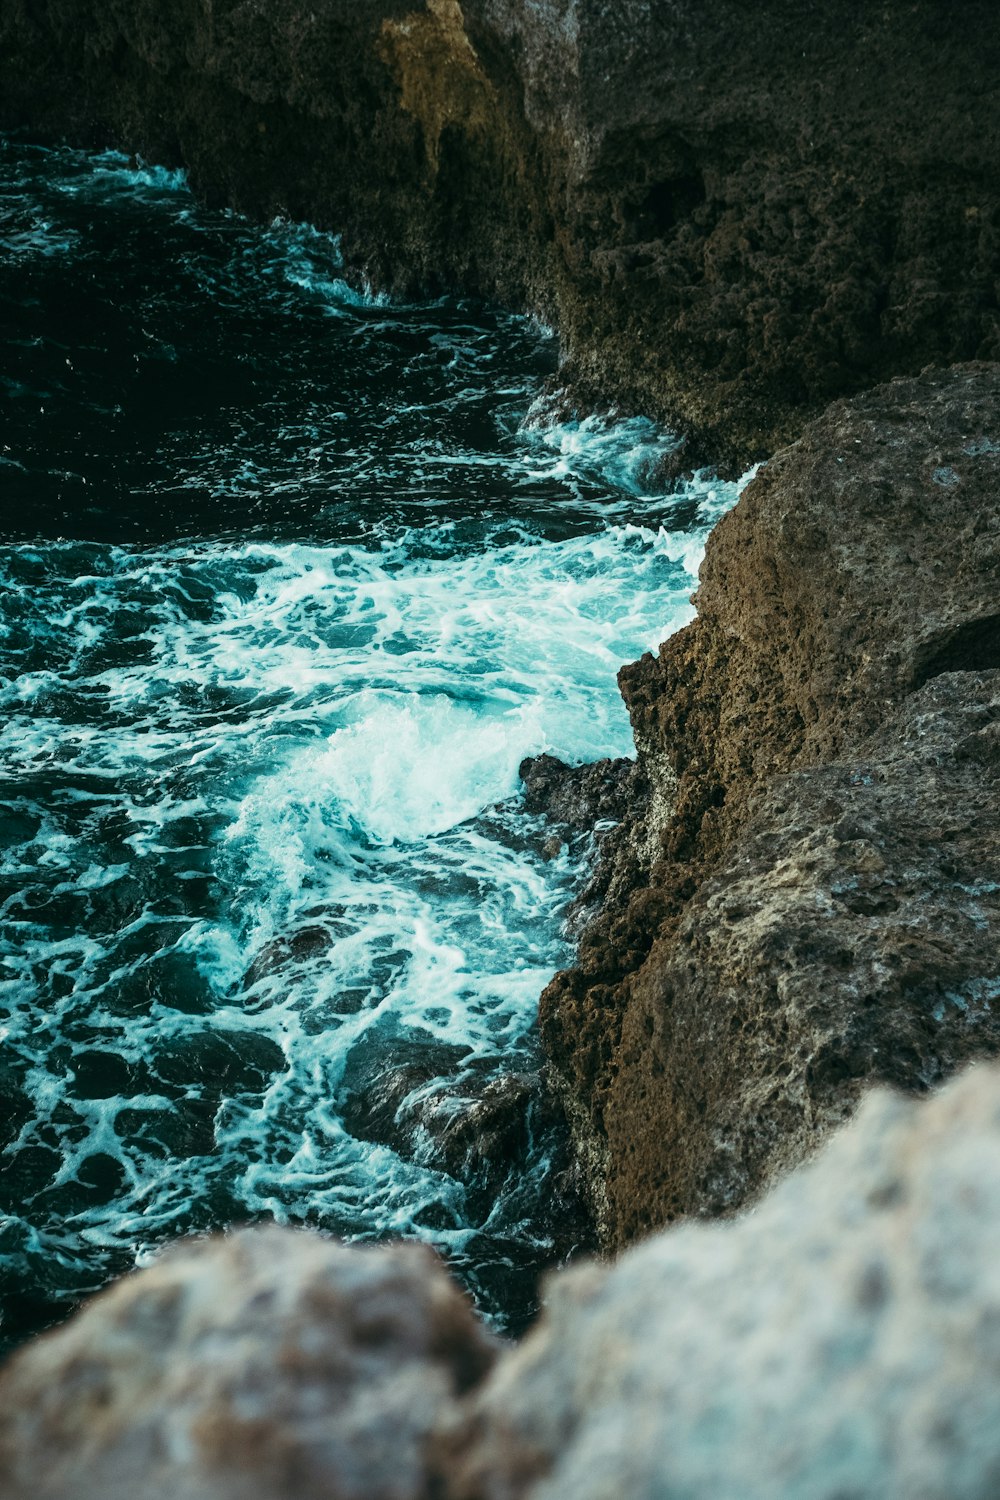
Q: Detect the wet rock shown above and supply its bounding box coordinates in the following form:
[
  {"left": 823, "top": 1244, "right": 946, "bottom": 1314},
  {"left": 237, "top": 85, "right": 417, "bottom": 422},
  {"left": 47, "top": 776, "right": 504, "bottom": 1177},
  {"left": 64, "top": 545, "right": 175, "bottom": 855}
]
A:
[
  {"left": 450, "top": 1062, "right": 1000, "bottom": 1500},
  {"left": 3, "top": 4, "right": 1000, "bottom": 461},
  {"left": 338, "top": 1030, "right": 474, "bottom": 1158},
  {"left": 542, "top": 363, "right": 1000, "bottom": 1243},
  {"left": 433, "top": 1073, "right": 535, "bottom": 1178},
  {"left": 518, "top": 754, "right": 638, "bottom": 833},
  {"left": 0, "top": 1226, "right": 497, "bottom": 1500},
  {"left": 337, "top": 1033, "right": 542, "bottom": 1187},
  {"left": 337, "top": 1033, "right": 589, "bottom": 1266}
]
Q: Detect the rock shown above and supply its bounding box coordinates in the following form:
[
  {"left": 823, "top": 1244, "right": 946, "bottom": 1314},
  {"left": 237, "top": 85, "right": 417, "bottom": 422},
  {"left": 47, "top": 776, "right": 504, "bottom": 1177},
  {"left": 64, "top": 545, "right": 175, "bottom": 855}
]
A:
[
  {"left": 605, "top": 671, "right": 1000, "bottom": 1240},
  {"left": 336, "top": 1032, "right": 594, "bottom": 1317},
  {"left": 337, "top": 1031, "right": 540, "bottom": 1190},
  {"left": 0, "top": 1226, "right": 497, "bottom": 1500},
  {"left": 338, "top": 1029, "right": 474, "bottom": 1160},
  {"left": 541, "top": 363, "right": 1000, "bottom": 1242},
  {"left": 2, "top": 3, "right": 1000, "bottom": 461},
  {"left": 518, "top": 754, "right": 652, "bottom": 933},
  {"left": 433, "top": 1073, "right": 536, "bottom": 1178},
  {"left": 7, "top": 1072, "right": 1000, "bottom": 1498},
  {"left": 518, "top": 755, "right": 637, "bottom": 833},
  {"left": 450, "top": 1062, "right": 1000, "bottom": 1500}
]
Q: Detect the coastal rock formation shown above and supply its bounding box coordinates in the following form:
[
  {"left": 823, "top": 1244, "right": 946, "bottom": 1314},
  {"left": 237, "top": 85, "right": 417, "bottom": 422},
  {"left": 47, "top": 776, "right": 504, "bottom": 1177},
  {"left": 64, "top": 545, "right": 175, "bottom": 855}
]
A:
[
  {"left": 518, "top": 754, "right": 636, "bottom": 835},
  {"left": 451, "top": 1062, "right": 1000, "bottom": 1500},
  {"left": 337, "top": 1035, "right": 592, "bottom": 1272},
  {"left": 542, "top": 363, "right": 1000, "bottom": 1242},
  {"left": 2, "top": 1, "right": 1000, "bottom": 463},
  {"left": 0, "top": 1228, "right": 497, "bottom": 1500},
  {"left": 5, "top": 1065, "right": 1000, "bottom": 1497}
]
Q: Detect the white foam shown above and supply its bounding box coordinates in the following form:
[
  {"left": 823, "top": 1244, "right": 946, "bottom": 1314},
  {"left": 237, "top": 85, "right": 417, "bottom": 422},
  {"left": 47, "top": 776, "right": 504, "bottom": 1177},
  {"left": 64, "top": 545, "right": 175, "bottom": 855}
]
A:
[{"left": 0, "top": 132, "right": 757, "bottom": 1326}]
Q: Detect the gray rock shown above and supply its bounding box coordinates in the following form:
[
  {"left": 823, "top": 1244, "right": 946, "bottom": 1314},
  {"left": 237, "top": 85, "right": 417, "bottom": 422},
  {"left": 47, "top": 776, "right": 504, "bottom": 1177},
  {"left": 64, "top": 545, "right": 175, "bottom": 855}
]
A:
[
  {"left": 451, "top": 1062, "right": 1000, "bottom": 1500},
  {"left": 0, "top": 1228, "right": 497, "bottom": 1500},
  {"left": 6, "top": 1070, "right": 1000, "bottom": 1499}
]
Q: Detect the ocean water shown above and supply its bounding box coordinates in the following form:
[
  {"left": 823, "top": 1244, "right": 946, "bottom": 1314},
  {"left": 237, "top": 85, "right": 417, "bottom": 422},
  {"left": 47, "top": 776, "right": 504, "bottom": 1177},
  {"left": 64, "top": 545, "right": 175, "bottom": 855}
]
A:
[{"left": 0, "top": 137, "right": 745, "bottom": 1351}]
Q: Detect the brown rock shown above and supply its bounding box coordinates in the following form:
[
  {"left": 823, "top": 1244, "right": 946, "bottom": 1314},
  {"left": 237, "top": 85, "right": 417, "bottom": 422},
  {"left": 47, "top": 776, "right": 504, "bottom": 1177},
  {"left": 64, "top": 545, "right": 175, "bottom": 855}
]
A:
[
  {"left": 518, "top": 754, "right": 638, "bottom": 833},
  {"left": 542, "top": 363, "right": 1000, "bottom": 1242},
  {"left": 608, "top": 670, "right": 1000, "bottom": 1240},
  {"left": 2, "top": 4, "right": 1000, "bottom": 462}
]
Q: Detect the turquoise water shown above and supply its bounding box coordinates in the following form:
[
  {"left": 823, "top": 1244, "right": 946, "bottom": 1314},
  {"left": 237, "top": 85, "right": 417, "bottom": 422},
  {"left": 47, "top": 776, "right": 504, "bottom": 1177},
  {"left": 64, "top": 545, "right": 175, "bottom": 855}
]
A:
[{"left": 0, "top": 137, "right": 743, "bottom": 1349}]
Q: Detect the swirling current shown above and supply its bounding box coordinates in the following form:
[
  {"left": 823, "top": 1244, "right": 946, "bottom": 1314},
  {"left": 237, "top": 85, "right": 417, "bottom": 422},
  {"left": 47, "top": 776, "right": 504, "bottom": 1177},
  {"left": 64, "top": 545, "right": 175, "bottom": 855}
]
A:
[{"left": 0, "top": 136, "right": 745, "bottom": 1353}]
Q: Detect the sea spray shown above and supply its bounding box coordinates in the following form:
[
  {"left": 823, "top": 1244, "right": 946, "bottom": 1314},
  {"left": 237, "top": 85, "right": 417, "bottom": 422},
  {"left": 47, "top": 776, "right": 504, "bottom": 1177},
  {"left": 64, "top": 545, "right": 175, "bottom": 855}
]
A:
[{"left": 0, "top": 136, "right": 749, "bottom": 1348}]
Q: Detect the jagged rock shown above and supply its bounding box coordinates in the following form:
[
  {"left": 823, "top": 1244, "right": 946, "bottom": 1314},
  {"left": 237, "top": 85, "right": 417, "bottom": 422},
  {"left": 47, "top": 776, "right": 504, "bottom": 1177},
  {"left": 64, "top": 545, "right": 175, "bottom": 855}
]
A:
[
  {"left": 2, "top": 3, "right": 999, "bottom": 461},
  {"left": 337, "top": 1031, "right": 539, "bottom": 1187},
  {"left": 335, "top": 1032, "right": 593, "bottom": 1306},
  {"left": 518, "top": 755, "right": 637, "bottom": 833},
  {"left": 606, "top": 670, "right": 1000, "bottom": 1239},
  {"left": 450, "top": 1062, "right": 1000, "bottom": 1500},
  {"left": 541, "top": 363, "right": 1000, "bottom": 1243},
  {"left": 0, "top": 1227, "right": 497, "bottom": 1500}
]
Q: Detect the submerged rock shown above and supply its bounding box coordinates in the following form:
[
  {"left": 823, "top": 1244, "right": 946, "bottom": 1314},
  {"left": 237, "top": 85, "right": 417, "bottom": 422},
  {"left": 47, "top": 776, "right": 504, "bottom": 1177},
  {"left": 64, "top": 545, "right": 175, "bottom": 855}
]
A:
[
  {"left": 451, "top": 1062, "right": 1000, "bottom": 1500},
  {"left": 337, "top": 1034, "right": 594, "bottom": 1290},
  {"left": 518, "top": 754, "right": 637, "bottom": 833},
  {"left": 0, "top": 1228, "right": 497, "bottom": 1500},
  {"left": 542, "top": 363, "right": 1000, "bottom": 1243}
]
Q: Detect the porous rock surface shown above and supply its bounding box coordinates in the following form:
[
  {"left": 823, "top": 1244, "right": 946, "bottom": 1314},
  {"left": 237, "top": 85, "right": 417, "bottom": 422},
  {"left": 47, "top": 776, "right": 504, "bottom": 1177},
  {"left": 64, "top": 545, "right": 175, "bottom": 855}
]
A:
[
  {"left": 0, "top": 1227, "right": 497, "bottom": 1500},
  {"left": 451, "top": 1062, "right": 1000, "bottom": 1500},
  {"left": 541, "top": 362, "right": 1000, "bottom": 1242},
  {"left": 2, "top": 1, "right": 1000, "bottom": 463},
  {"left": 6, "top": 1067, "right": 1000, "bottom": 1498}
]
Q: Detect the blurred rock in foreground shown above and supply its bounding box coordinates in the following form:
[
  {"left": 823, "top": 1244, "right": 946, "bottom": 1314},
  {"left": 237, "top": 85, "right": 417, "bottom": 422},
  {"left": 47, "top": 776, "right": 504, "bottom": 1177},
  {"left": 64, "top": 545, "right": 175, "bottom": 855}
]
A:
[
  {"left": 0, "top": 1230, "right": 497, "bottom": 1500},
  {"left": 5, "top": 1064, "right": 1000, "bottom": 1498},
  {"left": 451, "top": 1061, "right": 1000, "bottom": 1499}
]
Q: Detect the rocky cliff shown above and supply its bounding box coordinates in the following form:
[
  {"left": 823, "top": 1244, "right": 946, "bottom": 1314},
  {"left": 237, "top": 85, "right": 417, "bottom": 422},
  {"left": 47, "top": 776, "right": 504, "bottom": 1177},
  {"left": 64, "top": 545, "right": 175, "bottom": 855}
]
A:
[
  {"left": 4, "top": 0, "right": 1000, "bottom": 1246},
  {"left": 541, "top": 362, "right": 1000, "bottom": 1243},
  {"left": 2, "top": 1, "right": 999, "bottom": 466}
]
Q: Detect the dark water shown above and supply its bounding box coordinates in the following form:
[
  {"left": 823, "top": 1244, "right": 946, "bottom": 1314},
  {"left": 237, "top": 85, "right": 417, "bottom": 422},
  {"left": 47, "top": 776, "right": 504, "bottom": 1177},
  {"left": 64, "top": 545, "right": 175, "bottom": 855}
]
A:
[{"left": 0, "top": 136, "right": 743, "bottom": 1354}]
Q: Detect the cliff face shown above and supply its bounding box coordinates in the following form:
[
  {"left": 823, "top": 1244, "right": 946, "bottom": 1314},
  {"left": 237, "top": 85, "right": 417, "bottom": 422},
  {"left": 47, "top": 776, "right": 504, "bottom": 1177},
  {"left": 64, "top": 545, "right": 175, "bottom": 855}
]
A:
[
  {"left": 3, "top": 1, "right": 1000, "bottom": 465},
  {"left": 541, "top": 363, "right": 1000, "bottom": 1243}
]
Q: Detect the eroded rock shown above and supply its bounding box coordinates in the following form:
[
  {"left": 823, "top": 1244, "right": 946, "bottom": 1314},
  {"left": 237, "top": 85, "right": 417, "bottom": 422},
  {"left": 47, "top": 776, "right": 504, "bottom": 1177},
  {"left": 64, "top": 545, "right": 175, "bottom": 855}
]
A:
[
  {"left": 0, "top": 1227, "right": 497, "bottom": 1500},
  {"left": 2, "top": 3, "right": 999, "bottom": 461},
  {"left": 607, "top": 671, "right": 1000, "bottom": 1239},
  {"left": 518, "top": 754, "right": 637, "bottom": 833},
  {"left": 450, "top": 1062, "right": 1000, "bottom": 1500},
  {"left": 542, "top": 363, "right": 1000, "bottom": 1242}
]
